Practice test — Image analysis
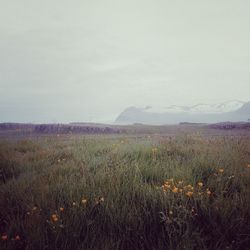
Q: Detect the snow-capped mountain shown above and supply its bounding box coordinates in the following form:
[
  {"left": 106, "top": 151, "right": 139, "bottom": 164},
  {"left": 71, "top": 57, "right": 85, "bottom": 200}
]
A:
[
  {"left": 115, "top": 100, "right": 250, "bottom": 125},
  {"left": 144, "top": 100, "right": 245, "bottom": 114}
]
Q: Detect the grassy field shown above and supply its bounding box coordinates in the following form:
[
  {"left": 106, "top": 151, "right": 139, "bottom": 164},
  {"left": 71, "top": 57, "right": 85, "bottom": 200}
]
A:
[{"left": 0, "top": 132, "right": 250, "bottom": 249}]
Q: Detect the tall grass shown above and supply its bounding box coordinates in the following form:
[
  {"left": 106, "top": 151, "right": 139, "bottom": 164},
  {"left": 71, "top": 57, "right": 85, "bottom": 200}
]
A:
[{"left": 0, "top": 135, "right": 249, "bottom": 249}]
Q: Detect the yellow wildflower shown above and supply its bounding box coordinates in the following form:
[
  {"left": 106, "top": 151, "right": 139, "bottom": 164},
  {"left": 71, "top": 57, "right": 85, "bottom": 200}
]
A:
[
  {"left": 172, "top": 187, "right": 179, "bottom": 193},
  {"left": 185, "top": 184, "right": 194, "bottom": 190},
  {"left": 197, "top": 182, "right": 203, "bottom": 187},
  {"left": 167, "top": 178, "right": 174, "bottom": 183},
  {"left": 164, "top": 184, "right": 171, "bottom": 189},
  {"left": 186, "top": 191, "right": 193, "bottom": 197},
  {"left": 81, "top": 199, "right": 87, "bottom": 204},
  {"left": 218, "top": 168, "right": 224, "bottom": 173},
  {"left": 152, "top": 147, "right": 158, "bottom": 153}
]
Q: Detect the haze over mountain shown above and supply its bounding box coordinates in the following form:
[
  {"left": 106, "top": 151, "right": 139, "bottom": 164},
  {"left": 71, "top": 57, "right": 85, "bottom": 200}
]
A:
[
  {"left": 0, "top": 1, "right": 250, "bottom": 124},
  {"left": 115, "top": 101, "right": 250, "bottom": 125}
]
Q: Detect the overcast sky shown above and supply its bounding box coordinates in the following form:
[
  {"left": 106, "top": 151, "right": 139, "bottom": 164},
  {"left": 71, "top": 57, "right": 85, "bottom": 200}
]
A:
[{"left": 0, "top": 0, "right": 249, "bottom": 123}]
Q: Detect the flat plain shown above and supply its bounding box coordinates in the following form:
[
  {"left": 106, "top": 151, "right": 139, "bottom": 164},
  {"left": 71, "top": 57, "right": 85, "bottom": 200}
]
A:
[{"left": 0, "top": 124, "right": 250, "bottom": 249}]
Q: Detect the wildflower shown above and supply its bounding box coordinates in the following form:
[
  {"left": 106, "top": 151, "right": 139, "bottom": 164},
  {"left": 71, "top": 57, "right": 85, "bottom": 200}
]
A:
[
  {"left": 172, "top": 187, "right": 179, "bottom": 193},
  {"left": 169, "top": 211, "right": 173, "bottom": 215},
  {"left": 164, "top": 184, "right": 171, "bottom": 189},
  {"left": 179, "top": 188, "right": 183, "bottom": 193},
  {"left": 218, "top": 168, "right": 224, "bottom": 173},
  {"left": 15, "top": 235, "right": 20, "bottom": 241},
  {"left": 206, "top": 189, "right": 212, "bottom": 196},
  {"left": 197, "top": 182, "right": 203, "bottom": 187},
  {"left": 32, "top": 206, "right": 37, "bottom": 211},
  {"left": 72, "top": 202, "right": 76, "bottom": 206},
  {"left": 81, "top": 199, "right": 87, "bottom": 204},
  {"left": 99, "top": 197, "right": 104, "bottom": 202},
  {"left": 1, "top": 234, "right": 7, "bottom": 241},
  {"left": 59, "top": 207, "right": 64, "bottom": 212},
  {"left": 247, "top": 164, "right": 250, "bottom": 168},
  {"left": 178, "top": 180, "right": 183, "bottom": 184},
  {"left": 51, "top": 214, "right": 59, "bottom": 222},
  {"left": 185, "top": 184, "right": 194, "bottom": 190},
  {"left": 167, "top": 178, "right": 174, "bottom": 183},
  {"left": 152, "top": 148, "right": 158, "bottom": 154},
  {"left": 186, "top": 191, "right": 193, "bottom": 197}
]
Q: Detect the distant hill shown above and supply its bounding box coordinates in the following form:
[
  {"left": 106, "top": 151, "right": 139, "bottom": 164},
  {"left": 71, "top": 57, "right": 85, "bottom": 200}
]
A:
[
  {"left": 115, "top": 101, "right": 250, "bottom": 125},
  {"left": 0, "top": 123, "right": 123, "bottom": 134}
]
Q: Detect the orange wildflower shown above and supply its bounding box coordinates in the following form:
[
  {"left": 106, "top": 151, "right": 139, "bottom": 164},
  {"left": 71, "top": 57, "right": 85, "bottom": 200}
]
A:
[
  {"left": 51, "top": 214, "right": 59, "bottom": 222},
  {"left": 186, "top": 191, "right": 193, "bottom": 197}
]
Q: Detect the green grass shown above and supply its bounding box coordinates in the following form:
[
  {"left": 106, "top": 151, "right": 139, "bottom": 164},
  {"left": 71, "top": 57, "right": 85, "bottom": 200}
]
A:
[{"left": 0, "top": 134, "right": 250, "bottom": 249}]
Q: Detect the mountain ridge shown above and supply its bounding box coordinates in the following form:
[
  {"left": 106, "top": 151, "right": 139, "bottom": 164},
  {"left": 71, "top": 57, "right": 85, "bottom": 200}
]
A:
[{"left": 115, "top": 101, "right": 250, "bottom": 125}]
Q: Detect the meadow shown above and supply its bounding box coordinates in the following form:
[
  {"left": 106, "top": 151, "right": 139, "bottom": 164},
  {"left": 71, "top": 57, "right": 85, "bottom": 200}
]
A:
[{"left": 0, "top": 131, "right": 250, "bottom": 249}]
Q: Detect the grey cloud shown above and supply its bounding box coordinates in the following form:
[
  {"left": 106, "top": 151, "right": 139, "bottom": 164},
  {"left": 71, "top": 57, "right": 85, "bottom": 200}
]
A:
[{"left": 0, "top": 0, "right": 249, "bottom": 123}]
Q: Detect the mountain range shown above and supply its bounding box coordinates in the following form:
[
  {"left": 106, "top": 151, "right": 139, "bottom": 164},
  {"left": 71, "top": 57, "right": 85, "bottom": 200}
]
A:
[{"left": 115, "top": 100, "right": 250, "bottom": 125}]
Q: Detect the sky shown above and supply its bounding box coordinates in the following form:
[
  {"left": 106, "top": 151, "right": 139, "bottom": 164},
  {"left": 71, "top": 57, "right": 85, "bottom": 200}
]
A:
[{"left": 0, "top": 0, "right": 250, "bottom": 123}]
